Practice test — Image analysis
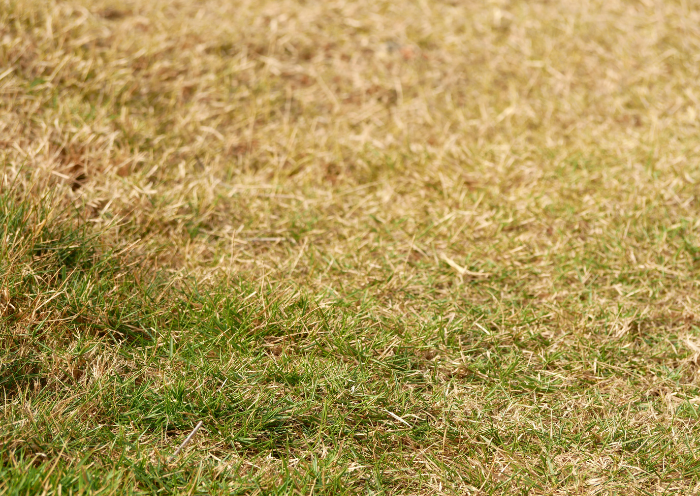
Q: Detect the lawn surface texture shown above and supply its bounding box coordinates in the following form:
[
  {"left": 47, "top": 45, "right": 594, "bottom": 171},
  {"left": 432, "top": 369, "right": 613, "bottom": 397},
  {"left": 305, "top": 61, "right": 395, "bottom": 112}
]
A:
[{"left": 2, "top": 0, "right": 700, "bottom": 494}]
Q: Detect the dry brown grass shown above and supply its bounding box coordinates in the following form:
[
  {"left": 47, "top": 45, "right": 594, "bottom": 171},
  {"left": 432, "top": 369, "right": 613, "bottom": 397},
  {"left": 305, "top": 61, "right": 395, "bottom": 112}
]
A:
[{"left": 3, "top": 0, "right": 700, "bottom": 493}]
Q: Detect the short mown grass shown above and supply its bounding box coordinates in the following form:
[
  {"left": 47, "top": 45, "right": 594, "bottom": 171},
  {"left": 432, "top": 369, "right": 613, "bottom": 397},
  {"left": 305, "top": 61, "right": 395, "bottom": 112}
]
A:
[{"left": 4, "top": 0, "right": 700, "bottom": 494}]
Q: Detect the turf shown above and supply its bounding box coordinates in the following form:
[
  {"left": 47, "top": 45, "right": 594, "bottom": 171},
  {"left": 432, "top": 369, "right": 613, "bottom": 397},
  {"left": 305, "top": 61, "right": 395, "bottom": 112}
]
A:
[{"left": 3, "top": 0, "right": 700, "bottom": 494}]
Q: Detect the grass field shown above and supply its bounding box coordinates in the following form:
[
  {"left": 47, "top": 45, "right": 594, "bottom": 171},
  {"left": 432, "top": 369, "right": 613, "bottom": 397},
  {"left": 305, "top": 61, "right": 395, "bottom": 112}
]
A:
[{"left": 3, "top": 0, "right": 700, "bottom": 493}]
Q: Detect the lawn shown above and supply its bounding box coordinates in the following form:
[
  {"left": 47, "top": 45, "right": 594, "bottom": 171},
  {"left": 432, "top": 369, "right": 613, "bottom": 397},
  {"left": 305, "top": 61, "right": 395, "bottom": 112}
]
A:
[{"left": 2, "top": 0, "right": 700, "bottom": 494}]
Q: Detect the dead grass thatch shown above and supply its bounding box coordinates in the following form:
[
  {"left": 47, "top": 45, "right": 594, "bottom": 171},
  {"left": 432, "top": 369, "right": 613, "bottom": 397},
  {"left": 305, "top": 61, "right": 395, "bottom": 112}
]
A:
[{"left": 3, "top": 0, "right": 700, "bottom": 493}]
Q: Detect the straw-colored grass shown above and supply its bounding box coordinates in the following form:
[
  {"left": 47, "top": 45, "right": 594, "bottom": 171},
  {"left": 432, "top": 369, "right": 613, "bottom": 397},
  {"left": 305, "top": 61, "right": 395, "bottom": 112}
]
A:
[{"left": 3, "top": 0, "right": 700, "bottom": 493}]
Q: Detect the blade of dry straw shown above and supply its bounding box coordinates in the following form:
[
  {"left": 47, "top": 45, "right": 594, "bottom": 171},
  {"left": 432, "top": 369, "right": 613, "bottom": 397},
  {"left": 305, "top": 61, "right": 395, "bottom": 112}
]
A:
[{"left": 168, "top": 421, "right": 203, "bottom": 462}]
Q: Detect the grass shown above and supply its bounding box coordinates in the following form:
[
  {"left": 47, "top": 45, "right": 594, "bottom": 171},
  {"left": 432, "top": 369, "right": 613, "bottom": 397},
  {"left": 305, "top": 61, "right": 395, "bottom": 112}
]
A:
[{"left": 3, "top": 0, "right": 700, "bottom": 493}]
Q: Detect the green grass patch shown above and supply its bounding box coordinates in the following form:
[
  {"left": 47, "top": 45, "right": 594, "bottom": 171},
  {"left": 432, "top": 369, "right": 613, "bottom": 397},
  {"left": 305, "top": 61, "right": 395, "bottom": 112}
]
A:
[{"left": 2, "top": 193, "right": 700, "bottom": 494}]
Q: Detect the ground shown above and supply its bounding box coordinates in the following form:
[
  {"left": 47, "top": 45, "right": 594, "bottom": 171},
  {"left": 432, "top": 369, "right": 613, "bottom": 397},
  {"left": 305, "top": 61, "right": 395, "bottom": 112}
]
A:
[{"left": 2, "top": 0, "right": 700, "bottom": 494}]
